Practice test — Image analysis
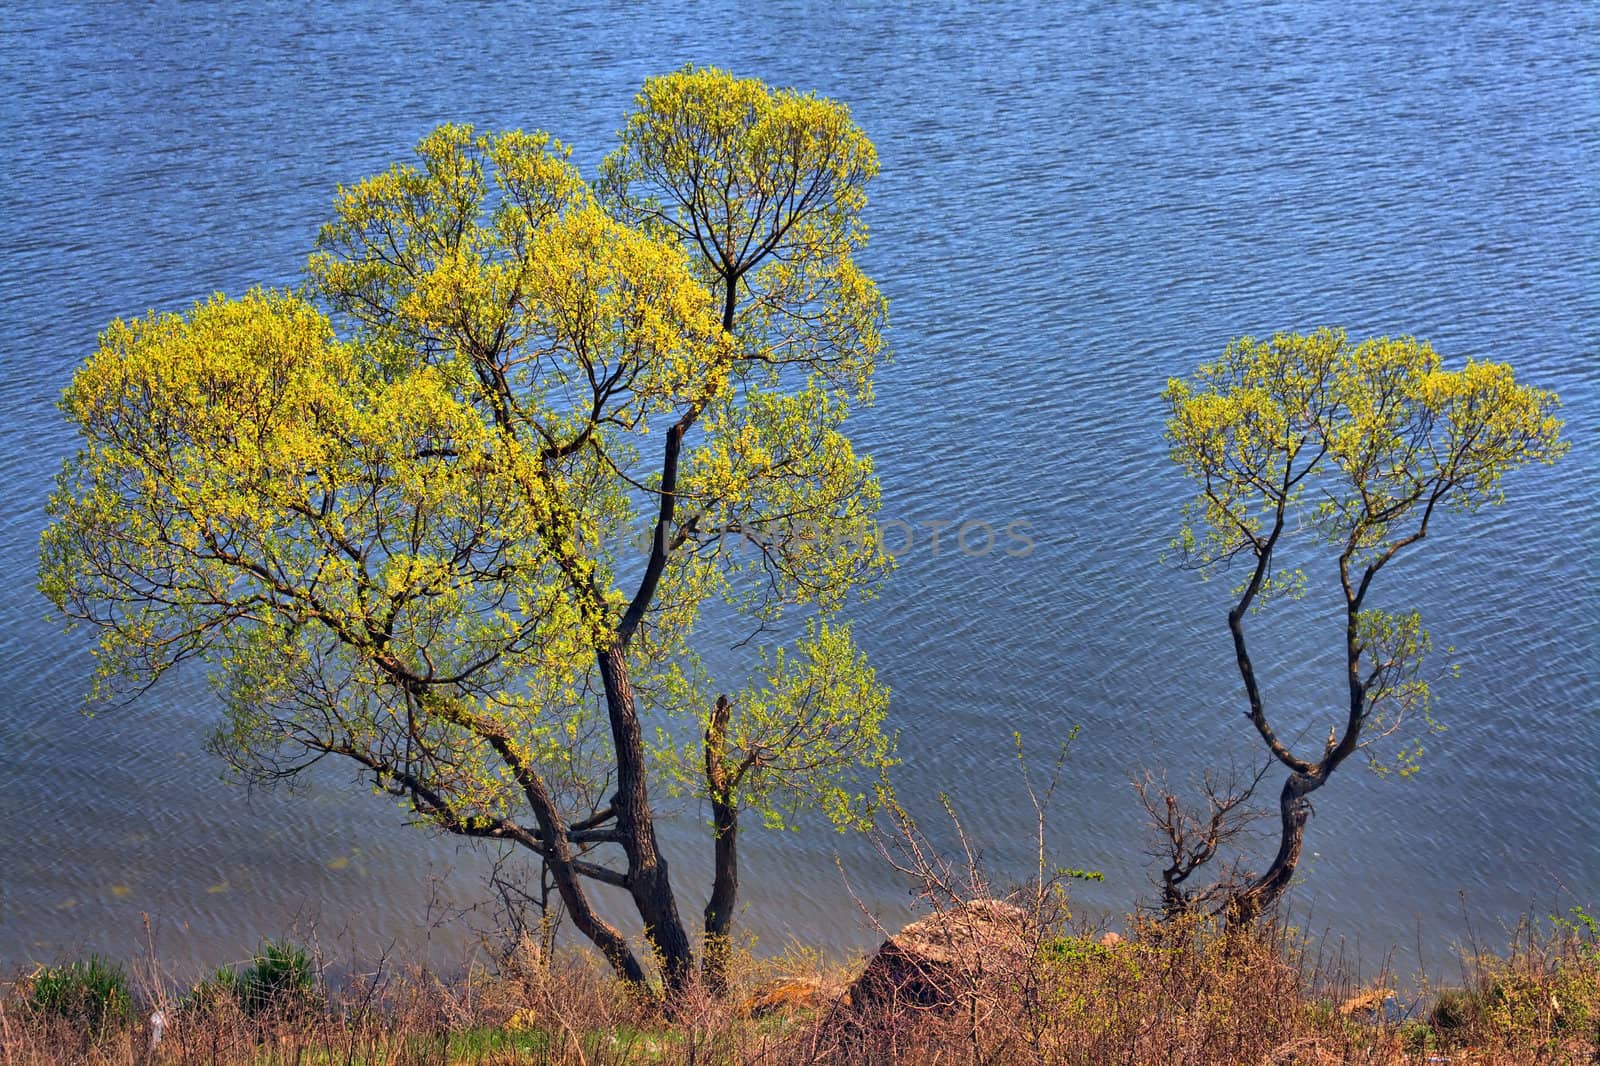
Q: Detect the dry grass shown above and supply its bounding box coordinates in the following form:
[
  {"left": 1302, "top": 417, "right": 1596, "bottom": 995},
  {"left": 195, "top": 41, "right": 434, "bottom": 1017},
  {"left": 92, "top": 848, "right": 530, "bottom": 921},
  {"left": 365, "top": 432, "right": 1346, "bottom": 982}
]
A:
[{"left": 3, "top": 908, "right": 1595, "bottom": 1065}]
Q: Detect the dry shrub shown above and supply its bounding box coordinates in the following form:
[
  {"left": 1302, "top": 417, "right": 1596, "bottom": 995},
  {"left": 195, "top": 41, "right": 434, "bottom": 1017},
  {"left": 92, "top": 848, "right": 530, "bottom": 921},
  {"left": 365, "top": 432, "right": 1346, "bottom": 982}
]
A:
[
  {"left": 2, "top": 911, "right": 1595, "bottom": 1065},
  {"left": 780, "top": 913, "right": 1366, "bottom": 1066},
  {"left": 1421, "top": 907, "right": 1600, "bottom": 1065},
  {"left": 1031, "top": 915, "right": 1307, "bottom": 1064}
]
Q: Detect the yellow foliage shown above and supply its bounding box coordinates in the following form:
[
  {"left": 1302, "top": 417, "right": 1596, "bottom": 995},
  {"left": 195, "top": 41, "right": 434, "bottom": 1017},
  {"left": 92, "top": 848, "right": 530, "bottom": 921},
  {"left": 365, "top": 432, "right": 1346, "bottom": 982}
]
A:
[{"left": 40, "top": 69, "right": 894, "bottom": 982}]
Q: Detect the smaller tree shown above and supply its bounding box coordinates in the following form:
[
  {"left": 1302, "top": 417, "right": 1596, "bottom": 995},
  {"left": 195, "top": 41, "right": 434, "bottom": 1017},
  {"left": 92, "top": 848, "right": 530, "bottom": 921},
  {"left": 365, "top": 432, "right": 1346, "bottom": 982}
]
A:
[
  {"left": 1163, "top": 328, "right": 1566, "bottom": 922},
  {"left": 655, "top": 620, "right": 892, "bottom": 990}
]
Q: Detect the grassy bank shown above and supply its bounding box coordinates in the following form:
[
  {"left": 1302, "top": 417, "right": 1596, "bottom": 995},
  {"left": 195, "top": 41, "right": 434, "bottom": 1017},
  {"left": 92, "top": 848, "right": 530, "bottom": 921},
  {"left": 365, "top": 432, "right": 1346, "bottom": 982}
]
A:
[{"left": 4, "top": 907, "right": 1597, "bottom": 1065}]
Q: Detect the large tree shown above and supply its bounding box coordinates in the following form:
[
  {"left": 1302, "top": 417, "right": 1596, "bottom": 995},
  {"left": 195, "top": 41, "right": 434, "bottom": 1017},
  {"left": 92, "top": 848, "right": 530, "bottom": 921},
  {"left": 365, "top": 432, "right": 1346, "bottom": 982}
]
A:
[
  {"left": 1162, "top": 328, "right": 1566, "bottom": 922},
  {"left": 40, "top": 68, "right": 893, "bottom": 994}
]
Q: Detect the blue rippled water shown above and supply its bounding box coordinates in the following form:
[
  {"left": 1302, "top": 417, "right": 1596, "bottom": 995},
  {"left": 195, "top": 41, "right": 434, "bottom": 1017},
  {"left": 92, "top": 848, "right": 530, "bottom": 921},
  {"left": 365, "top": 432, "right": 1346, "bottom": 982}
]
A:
[{"left": 2, "top": 1, "right": 1595, "bottom": 974}]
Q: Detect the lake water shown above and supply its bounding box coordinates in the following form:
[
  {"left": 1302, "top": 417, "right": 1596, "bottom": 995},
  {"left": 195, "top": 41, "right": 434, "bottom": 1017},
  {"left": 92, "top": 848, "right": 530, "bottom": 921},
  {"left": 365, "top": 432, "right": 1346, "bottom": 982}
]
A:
[{"left": 3, "top": 1, "right": 1596, "bottom": 978}]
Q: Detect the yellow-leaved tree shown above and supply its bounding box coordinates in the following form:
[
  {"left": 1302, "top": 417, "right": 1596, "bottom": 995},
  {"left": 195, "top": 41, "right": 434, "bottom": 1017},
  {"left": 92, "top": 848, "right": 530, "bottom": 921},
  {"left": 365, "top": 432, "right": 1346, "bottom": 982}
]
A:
[
  {"left": 40, "top": 67, "right": 894, "bottom": 996},
  {"left": 1161, "top": 328, "right": 1566, "bottom": 922}
]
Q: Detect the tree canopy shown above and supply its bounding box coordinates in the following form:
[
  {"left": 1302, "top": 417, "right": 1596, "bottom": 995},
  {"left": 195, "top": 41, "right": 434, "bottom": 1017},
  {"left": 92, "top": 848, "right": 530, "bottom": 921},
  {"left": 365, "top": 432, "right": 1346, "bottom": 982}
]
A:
[{"left": 41, "top": 67, "right": 894, "bottom": 993}]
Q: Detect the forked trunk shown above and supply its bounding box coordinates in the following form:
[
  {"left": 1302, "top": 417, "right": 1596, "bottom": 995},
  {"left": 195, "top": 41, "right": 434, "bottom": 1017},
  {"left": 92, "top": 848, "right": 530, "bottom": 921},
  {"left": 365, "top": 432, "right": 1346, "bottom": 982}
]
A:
[
  {"left": 524, "top": 790, "right": 647, "bottom": 985},
  {"left": 1228, "top": 771, "right": 1319, "bottom": 925},
  {"left": 596, "top": 641, "right": 695, "bottom": 993}
]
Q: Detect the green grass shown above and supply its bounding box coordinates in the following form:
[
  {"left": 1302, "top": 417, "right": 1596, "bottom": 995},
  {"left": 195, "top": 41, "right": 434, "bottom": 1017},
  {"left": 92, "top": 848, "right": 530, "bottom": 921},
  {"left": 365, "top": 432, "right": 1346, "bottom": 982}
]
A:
[{"left": 25, "top": 954, "right": 132, "bottom": 1037}]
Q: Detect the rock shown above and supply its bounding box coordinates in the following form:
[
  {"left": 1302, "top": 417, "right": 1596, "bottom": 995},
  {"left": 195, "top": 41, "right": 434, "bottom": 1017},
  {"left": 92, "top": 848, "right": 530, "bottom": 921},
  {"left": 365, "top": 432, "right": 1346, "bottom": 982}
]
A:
[
  {"left": 848, "top": 899, "right": 1031, "bottom": 1014},
  {"left": 1098, "top": 931, "right": 1124, "bottom": 947},
  {"left": 742, "top": 976, "right": 844, "bottom": 1018},
  {"left": 1337, "top": 986, "right": 1393, "bottom": 1017}
]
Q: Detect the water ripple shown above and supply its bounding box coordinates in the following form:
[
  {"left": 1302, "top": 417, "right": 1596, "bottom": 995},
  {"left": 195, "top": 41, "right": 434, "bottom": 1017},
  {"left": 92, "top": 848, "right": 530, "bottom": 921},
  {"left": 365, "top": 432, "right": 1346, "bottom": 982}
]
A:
[{"left": 2, "top": 0, "right": 1594, "bottom": 975}]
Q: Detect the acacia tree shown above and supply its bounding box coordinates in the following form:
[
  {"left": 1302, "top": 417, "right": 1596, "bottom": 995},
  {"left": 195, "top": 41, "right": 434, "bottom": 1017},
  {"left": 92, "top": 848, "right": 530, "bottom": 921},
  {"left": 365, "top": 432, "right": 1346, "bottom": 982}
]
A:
[
  {"left": 40, "top": 68, "right": 893, "bottom": 995},
  {"left": 1163, "top": 328, "right": 1566, "bottom": 922}
]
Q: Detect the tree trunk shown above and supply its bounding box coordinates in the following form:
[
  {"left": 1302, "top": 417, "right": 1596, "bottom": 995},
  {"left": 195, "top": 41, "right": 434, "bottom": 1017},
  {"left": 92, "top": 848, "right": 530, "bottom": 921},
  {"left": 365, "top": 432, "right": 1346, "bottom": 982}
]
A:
[
  {"left": 1228, "top": 771, "right": 1320, "bottom": 925},
  {"left": 703, "top": 797, "right": 738, "bottom": 993},
  {"left": 597, "top": 640, "right": 695, "bottom": 993},
  {"left": 702, "top": 695, "right": 737, "bottom": 994},
  {"left": 521, "top": 783, "right": 648, "bottom": 985}
]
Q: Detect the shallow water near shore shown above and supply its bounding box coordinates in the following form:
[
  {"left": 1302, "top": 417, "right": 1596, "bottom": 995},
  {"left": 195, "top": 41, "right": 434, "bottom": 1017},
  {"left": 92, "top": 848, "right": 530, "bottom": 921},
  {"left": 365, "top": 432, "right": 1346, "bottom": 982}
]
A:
[{"left": 2, "top": 1, "right": 1596, "bottom": 977}]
